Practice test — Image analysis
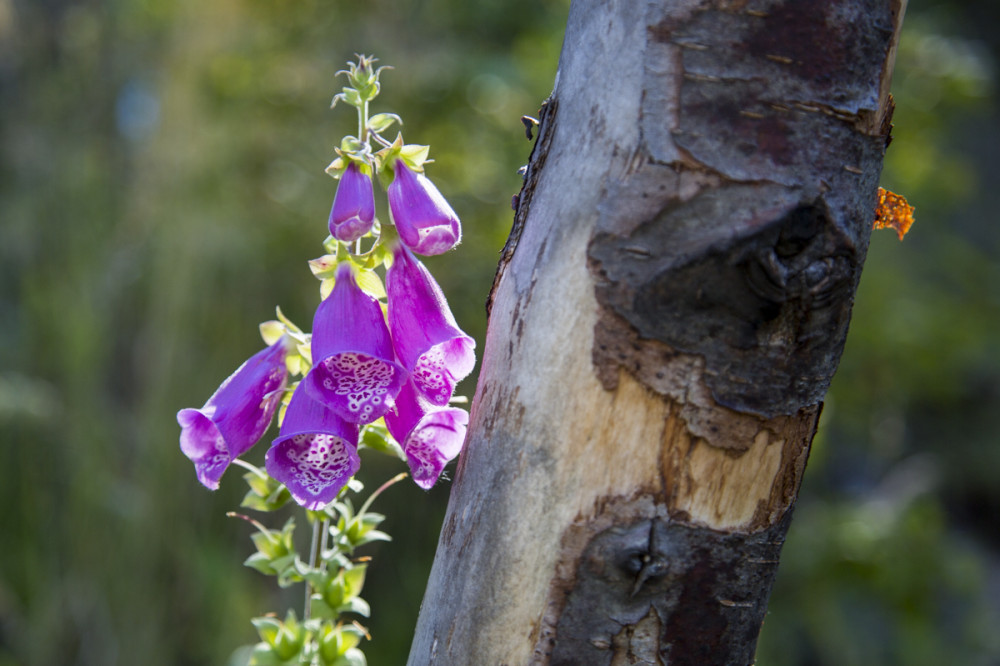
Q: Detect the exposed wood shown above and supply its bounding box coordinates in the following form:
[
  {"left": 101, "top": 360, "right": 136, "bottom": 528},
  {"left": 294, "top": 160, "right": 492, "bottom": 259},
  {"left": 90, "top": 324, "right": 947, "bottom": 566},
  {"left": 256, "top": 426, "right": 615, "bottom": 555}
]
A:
[{"left": 409, "top": 1, "right": 906, "bottom": 664}]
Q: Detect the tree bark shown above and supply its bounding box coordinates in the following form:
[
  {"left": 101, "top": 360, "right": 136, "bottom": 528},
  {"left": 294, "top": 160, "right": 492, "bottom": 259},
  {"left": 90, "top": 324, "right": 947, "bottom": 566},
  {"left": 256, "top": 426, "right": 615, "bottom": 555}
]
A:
[{"left": 410, "top": 0, "right": 905, "bottom": 664}]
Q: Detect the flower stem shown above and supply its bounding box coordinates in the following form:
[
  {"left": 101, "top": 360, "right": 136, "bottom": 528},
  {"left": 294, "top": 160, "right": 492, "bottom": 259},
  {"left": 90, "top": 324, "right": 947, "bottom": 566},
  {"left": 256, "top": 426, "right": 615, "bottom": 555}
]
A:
[
  {"left": 304, "top": 518, "right": 322, "bottom": 620},
  {"left": 359, "top": 99, "right": 368, "bottom": 145},
  {"left": 359, "top": 472, "right": 408, "bottom": 517},
  {"left": 230, "top": 457, "right": 267, "bottom": 478}
]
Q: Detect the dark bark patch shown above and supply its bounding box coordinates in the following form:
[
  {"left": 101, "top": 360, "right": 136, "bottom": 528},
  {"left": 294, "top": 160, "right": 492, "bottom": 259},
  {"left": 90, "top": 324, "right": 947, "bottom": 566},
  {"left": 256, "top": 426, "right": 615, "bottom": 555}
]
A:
[
  {"left": 590, "top": 182, "right": 865, "bottom": 416},
  {"left": 547, "top": 512, "right": 792, "bottom": 666}
]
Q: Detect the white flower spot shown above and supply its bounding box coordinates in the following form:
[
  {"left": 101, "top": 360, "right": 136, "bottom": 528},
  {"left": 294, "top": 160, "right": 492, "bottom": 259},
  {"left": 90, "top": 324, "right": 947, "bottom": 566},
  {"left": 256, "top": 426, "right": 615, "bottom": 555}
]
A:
[
  {"left": 320, "top": 352, "right": 398, "bottom": 417},
  {"left": 285, "top": 434, "right": 353, "bottom": 496}
]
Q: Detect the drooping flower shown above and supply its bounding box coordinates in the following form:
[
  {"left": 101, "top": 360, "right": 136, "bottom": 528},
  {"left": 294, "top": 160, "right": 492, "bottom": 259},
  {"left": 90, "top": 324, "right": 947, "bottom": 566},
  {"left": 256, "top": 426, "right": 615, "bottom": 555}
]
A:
[
  {"left": 387, "top": 160, "right": 461, "bottom": 255},
  {"left": 385, "top": 381, "right": 469, "bottom": 489},
  {"left": 266, "top": 386, "right": 360, "bottom": 510},
  {"left": 178, "top": 339, "right": 289, "bottom": 490},
  {"left": 386, "top": 245, "right": 475, "bottom": 406},
  {"left": 304, "top": 262, "right": 407, "bottom": 424},
  {"left": 329, "top": 162, "right": 376, "bottom": 243}
]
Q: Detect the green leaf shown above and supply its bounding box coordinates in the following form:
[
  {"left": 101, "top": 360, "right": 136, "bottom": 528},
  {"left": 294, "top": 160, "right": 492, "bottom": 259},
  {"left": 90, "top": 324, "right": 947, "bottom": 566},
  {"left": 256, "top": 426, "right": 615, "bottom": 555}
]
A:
[
  {"left": 252, "top": 616, "right": 283, "bottom": 646},
  {"left": 399, "top": 143, "right": 430, "bottom": 169},
  {"left": 244, "top": 552, "right": 278, "bottom": 576},
  {"left": 309, "top": 254, "right": 338, "bottom": 280},
  {"left": 343, "top": 564, "right": 367, "bottom": 597},
  {"left": 354, "top": 269, "right": 385, "bottom": 300},
  {"left": 260, "top": 320, "right": 285, "bottom": 346},
  {"left": 359, "top": 422, "right": 405, "bottom": 459},
  {"left": 309, "top": 595, "right": 338, "bottom": 621},
  {"left": 270, "top": 553, "right": 297, "bottom": 573},
  {"left": 340, "top": 136, "right": 364, "bottom": 153},
  {"left": 250, "top": 530, "right": 284, "bottom": 560},
  {"left": 353, "top": 530, "right": 391, "bottom": 547},
  {"left": 337, "top": 596, "right": 371, "bottom": 618},
  {"left": 244, "top": 470, "right": 273, "bottom": 497},
  {"left": 319, "top": 623, "right": 364, "bottom": 661},
  {"left": 320, "top": 278, "right": 335, "bottom": 300},
  {"left": 275, "top": 306, "right": 302, "bottom": 335},
  {"left": 367, "top": 112, "right": 401, "bottom": 134},
  {"left": 265, "top": 485, "right": 292, "bottom": 509},
  {"left": 272, "top": 611, "right": 305, "bottom": 661},
  {"left": 248, "top": 642, "right": 285, "bottom": 666},
  {"left": 341, "top": 88, "right": 362, "bottom": 107},
  {"left": 325, "top": 156, "right": 346, "bottom": 178},
  {"left": 241, "top": 492, "right": 274, "bottom": 512},
  {"left": 332, "top": 647, "right": 367, "bottom": 666},
  {"left": 296, "top": 343, "right": 312, "bottom": 368}
]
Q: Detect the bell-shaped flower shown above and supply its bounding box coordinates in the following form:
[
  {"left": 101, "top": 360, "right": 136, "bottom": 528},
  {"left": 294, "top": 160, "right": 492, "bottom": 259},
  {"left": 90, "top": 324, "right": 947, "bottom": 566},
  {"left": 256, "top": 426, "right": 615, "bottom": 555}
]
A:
[
  {"left": 329, "top": 162, "right": 376, "bottom": 243},
  {"left": 178, "top": 339, "right": 289, "bottom": 490},
  {"left": 387, "top": 160, "right": 461, "bottom": 255},
  {"left": 266, "top": 386, "right": 360, "bottom": 510},
  {"left": 385, "top": 381, "right": 469, "bottom": 490},
  {"left": 304, "top": 262, "right": 408, "bottom": 424},
  {"left": 386, "top": 245, "right": 475, "bottom": 406}
]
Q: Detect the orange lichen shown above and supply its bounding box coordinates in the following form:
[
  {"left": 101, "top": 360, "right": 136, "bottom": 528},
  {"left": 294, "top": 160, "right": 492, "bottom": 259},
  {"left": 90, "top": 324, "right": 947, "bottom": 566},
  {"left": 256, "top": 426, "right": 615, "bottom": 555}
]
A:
[{"left": 873, "top": 187, "right": 915, "bottom": 240}]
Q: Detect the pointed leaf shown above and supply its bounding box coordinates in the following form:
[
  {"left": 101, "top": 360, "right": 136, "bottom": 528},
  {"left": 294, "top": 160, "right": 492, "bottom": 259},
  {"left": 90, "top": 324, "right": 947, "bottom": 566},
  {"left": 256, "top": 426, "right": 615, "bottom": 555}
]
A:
[
  {"left": 260, "top": 320, "right": 285, "bottom": 346},
  {"left": 367, "top": 112, "right": 401, "bottom": 134},
  {"left": 337, "top": 596, "right": 371, "bottom": 618},
  {"left": 354, "top": 269, "right": 386, "bottom": 300}
]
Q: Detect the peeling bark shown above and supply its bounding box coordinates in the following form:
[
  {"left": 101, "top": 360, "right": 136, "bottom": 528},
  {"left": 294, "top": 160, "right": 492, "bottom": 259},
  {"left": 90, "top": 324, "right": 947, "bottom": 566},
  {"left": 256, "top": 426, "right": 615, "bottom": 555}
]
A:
[{"left": 409, "top": 1, "right": 905, "bottom": 664}]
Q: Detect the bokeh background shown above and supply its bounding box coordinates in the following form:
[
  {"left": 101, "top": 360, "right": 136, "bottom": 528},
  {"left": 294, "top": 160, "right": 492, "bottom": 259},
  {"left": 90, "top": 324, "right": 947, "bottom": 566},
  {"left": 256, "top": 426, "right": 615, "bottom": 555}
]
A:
[{"left": 2, "top": 0, "right": 998, "bottom": 664}]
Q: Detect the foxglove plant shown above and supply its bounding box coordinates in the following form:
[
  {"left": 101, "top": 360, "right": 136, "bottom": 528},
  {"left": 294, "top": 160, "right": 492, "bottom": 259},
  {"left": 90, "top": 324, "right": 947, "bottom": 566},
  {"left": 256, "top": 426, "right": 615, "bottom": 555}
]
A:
[{"left": 175, "top": 54, "right": 475, "bottom": 665}]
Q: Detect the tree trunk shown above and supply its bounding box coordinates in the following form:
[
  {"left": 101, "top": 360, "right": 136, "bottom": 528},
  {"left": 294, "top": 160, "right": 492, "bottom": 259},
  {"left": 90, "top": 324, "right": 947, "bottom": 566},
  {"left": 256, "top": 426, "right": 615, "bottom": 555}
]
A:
[{"left": 409, "top": 0, "right": 905, "bottom": 663}]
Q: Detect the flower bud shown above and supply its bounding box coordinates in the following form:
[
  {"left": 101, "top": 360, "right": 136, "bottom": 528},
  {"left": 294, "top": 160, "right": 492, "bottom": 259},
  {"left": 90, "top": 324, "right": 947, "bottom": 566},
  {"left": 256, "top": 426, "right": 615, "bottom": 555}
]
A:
[
  {"left": 388, "top": 160, "right": 461, "bottom": 255},
  {"left": 328, "top": 162, "right": 375, "bottom": 243}
]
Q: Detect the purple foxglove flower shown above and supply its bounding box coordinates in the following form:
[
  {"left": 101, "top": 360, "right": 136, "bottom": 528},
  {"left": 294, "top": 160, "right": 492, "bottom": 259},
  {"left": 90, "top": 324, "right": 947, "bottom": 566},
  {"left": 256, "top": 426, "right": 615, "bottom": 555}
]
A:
[
  {"left": 178, "top": 340, "right": 289, "bottom": 490},
  {"left": 386, "top": 245, "right": 475, "bottom": 406},
  {"left": 386, "top": 381, "right": 469, "bottom": 490},
  {"left": 266, "top": 387, "right": 360, "bottom": 510},
  {"left": 329, "top": 162, "right": 376, "bottom": 243},
  {"left": 388, "top": 160, "right": 461, "bottom": 255},
  {"left": 304, "top": 262, "right": 407, "bottom": 424}
]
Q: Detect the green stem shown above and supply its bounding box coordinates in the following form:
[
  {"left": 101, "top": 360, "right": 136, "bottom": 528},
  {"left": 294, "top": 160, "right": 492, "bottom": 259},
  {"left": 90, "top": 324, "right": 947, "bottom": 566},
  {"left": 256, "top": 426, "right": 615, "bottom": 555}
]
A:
[
  {"left": 359, "top": 99, "right": 369, "bottom": 145},
  {"left": 304, "top": 518, "right": 322, "bottom": 620},
  {"left": 230, "top": 458, "right": 267, "bottom": 478},
  {"left": 359, "top": 472, "right": 408, "bottom": 517}
]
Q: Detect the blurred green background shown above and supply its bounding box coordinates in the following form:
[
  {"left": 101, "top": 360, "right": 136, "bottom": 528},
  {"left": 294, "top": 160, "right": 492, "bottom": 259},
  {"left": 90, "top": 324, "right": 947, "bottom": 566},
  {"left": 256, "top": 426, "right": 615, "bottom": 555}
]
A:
[{"left": 1, "top": 0, "right": 998, "bottom": 664}]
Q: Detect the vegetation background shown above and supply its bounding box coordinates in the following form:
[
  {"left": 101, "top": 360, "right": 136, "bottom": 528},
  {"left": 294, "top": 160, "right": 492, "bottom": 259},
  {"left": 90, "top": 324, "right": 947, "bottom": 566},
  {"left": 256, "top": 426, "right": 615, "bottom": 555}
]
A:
[{"left": 1, "top": 0, "right": 998, "bottom": 664}]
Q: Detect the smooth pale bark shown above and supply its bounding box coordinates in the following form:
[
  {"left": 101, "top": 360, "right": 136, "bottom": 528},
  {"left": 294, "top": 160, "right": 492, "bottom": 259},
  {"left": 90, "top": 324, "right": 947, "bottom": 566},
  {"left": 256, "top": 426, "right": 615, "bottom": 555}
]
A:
[{"left": 410, "top": 1, "right": 905, "bottom": 664}]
